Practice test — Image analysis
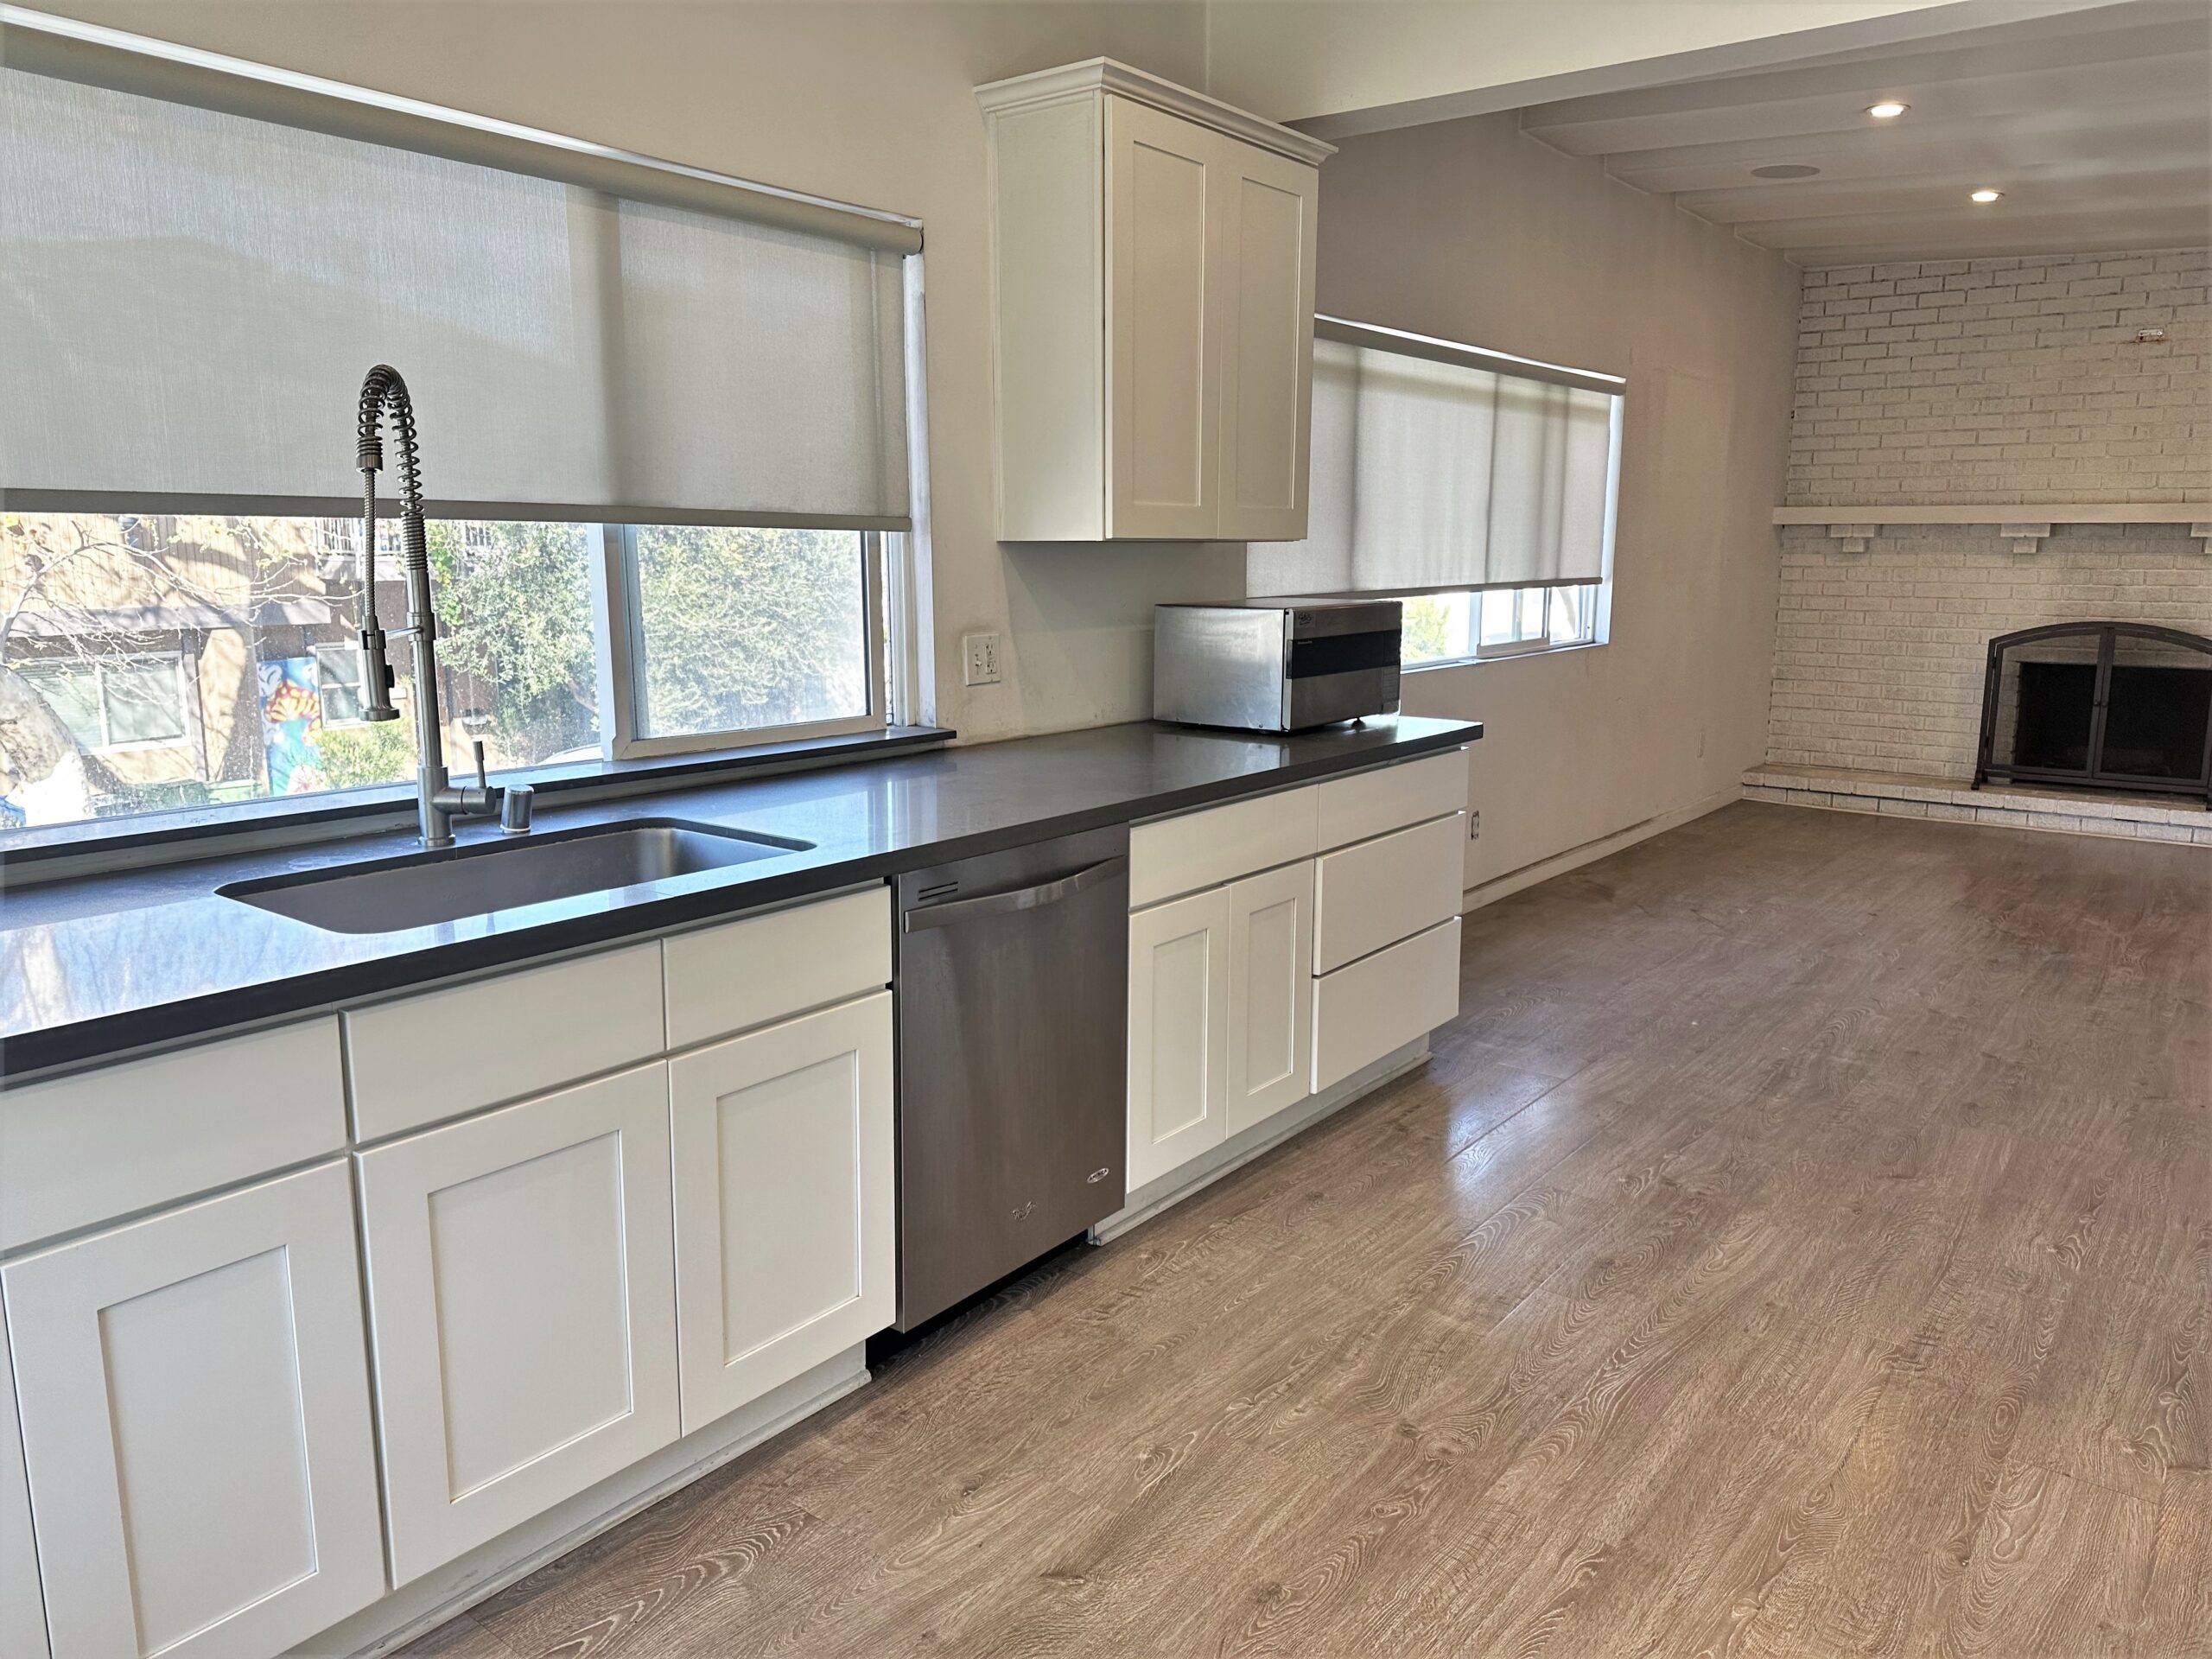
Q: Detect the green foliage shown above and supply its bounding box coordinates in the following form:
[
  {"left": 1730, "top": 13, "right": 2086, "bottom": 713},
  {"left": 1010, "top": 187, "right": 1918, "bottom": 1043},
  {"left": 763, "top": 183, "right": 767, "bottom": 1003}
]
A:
[
  {"left": 1401, "top": 594, "right": 1455, "bottom": 663},
  {"left": 632, "top": 527, "right": 866, "bottom": 737},
  {"left": 428, "top": 522, "right": 599, "bottom": 764},
  {"left": 316, "top": 720, "right": 414, "bottom": 791}
]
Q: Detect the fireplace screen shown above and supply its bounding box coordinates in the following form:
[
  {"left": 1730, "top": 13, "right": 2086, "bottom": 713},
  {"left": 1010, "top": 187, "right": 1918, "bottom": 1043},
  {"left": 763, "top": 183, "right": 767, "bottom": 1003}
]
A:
[{"left": 1976, "top": 623, "right": 2212, "bottom": 805}]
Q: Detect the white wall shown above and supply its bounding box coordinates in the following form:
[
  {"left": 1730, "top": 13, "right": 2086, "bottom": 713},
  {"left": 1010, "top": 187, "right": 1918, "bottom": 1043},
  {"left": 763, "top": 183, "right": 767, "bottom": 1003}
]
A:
[
  {"left": 41, "top": 0, "right": 1246, "bottom": 744},
  {"left": 1299, "top": 111, "right": 1802, "bottom": 899}
]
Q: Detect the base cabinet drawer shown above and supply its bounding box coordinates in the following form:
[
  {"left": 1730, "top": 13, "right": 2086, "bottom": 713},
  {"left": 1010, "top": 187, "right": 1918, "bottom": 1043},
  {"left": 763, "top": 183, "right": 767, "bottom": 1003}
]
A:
[
  {"left": 1312, "top": 918, "right": 1462, "bottom": 1093},
  {"left": 346, "top": 943, "right": 665, "bottom": 1142},
  {"left": 0, "top": 1017, "right": 346, "bottom": 1253},
  {"left": 670, "top": 993, "right": 894, "bottom": 1434},
  {"left": 1316, "top": 748, "right": 1468, "bottom": 851},
  {"left": 1130, "top": 786, "right": 1318, "bottom": 909},
  {"left": 1313, "top": 811, "right": 1465, "bottom": 975},
  {"left": 3, "top": 1163, "right": 384, "bottom": 1659},
  {"left": 358, "top": 1063, "right": 679, "bottom": 1586}
]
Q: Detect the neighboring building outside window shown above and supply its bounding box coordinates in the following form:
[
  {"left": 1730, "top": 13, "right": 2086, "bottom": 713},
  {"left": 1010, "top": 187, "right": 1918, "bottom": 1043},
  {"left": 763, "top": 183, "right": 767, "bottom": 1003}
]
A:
[{"left": 0, "top": 512, "right": 889, "bottom": 830}]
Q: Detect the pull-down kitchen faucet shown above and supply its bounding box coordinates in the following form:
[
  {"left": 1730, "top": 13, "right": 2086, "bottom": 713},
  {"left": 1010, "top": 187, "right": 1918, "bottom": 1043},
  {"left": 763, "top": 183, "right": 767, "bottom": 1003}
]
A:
[{"left": 354, "top": 364, "right": 531, "bottom": 849}]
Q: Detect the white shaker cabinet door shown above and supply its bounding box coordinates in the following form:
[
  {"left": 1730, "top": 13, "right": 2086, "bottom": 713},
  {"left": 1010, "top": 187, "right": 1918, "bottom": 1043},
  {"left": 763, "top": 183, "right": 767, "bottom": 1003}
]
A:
[
  {"left": 1214, "top": 139, "right": 1319, "bottom": 543},
  {"left": 1104, "top": 94, "right": 1224, "bottom": 539},
  {"left": 669, "top": 993, "right": 894, "bottom": 1433},
  {"left": 357, "top": 1062, "right": 679, "bottom": 1586},
  {"left": 0, "top": 1295, "right": 47, "bottom": 1659},
  {"left": 3, "top": 1162, "right": 384, "bottom": 1659},
  {"left": 1127, "top": 886, "right": 1234, "bottom": 1190},
  {"left": 1224, "top": 860, "right": 1315, "bottom": 1137}
]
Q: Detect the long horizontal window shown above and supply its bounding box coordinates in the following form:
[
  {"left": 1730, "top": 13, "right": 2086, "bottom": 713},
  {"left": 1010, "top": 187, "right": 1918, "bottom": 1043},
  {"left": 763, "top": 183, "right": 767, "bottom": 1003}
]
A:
[
  {"left": 0, "top": 10, "right": 921, "bottom": 837},
  {"left": 1402, "top": 583, "right": 1603, "bottom": 669},
  {"left": 1249, "top": 318, "right": 1623, "bottom": 665},
  {"left": 0, "top": 512, "right": 887, "bottom": 830}
]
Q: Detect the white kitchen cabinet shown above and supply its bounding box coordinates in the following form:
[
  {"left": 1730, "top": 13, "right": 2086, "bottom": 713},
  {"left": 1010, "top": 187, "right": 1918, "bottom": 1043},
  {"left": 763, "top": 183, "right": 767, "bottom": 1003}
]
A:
[
  {"left": 1313, "top": 811, "right": 1466, "bottom": 976},
  {"left": 1313, "top": 918, "right": 1464, "bottom": 1093},
  {"left": 0, "top": 1297, "right": 48, "bottom": 1659},
  {"left": 1224, "top": 861, "right": 1315, "bottom": 1137},
  {"left": 1127, "top": 885, "right": 1234, "bottom": 1188},
  {"left": 979, "top": 59, "right": 1331, "bottom": 542},
  {"left": 3, "top": 1162, "right": 384, "bottom": 1659},
  {"left": 669, "top": 993, "right": 893, "bottom": 1433},
  {"left": 1104, "top": 92, "right": 1222, "bottom": 540},
  {"left": 356, "top": 1062, "right": 679, "bottom": 1586},
  {"left": 1215, "top": 139, "right": 1320, "bottom": 541}
]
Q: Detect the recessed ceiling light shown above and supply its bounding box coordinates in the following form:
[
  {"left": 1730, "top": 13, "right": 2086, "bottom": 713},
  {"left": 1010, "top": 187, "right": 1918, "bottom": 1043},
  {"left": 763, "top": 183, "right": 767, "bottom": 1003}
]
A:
[
  {"left": 1866, "top": 101, "right": 1910, "bottom": 118},
  {"left": 1751, "top": 163, "right": 1822, "bottom": 180},
  {"left": 1970, "top": 188, "right": 2004, "bottom": 203}
]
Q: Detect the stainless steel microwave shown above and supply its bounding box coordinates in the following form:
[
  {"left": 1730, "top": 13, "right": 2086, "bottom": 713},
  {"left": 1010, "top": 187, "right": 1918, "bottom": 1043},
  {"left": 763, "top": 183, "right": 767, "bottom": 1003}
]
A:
[{"left": 1153, "top": 601, "right": 1402, "bottom": 733}]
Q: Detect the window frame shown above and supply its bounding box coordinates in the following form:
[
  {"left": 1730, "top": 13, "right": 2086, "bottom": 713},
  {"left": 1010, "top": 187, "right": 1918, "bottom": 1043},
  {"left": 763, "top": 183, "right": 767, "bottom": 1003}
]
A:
[
  {"left": 16, "top": 649, "right": 195, "bottom": 753},
  {"left": 586, "top": 524, "right": 893, "bottom": 764},
  {"left": 1392, "top": 579, "right": 1609, "bottom": 675}
]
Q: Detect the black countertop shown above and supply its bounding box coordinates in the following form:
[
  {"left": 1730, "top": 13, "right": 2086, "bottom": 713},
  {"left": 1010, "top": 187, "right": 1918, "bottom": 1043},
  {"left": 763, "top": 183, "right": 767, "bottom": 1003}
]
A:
[{"left": 1, "top": 716, "right": 1479, "bottom": 1078}]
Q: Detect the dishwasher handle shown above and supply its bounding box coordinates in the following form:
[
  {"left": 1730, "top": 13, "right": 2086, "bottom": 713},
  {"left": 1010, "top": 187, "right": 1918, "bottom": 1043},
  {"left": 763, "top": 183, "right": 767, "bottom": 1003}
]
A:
[{"left": 902, "top": 854, "right": 1128, "bottom": 932}]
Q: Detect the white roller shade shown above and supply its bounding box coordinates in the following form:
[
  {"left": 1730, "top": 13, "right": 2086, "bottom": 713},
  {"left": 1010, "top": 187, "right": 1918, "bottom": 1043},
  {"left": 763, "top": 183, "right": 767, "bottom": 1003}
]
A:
[
  {"left": 1250, "top": 326, "right": 1620, "bottom": 597},
  {"left": 0, "top": 29, "right": 913, "bottom": 527}
]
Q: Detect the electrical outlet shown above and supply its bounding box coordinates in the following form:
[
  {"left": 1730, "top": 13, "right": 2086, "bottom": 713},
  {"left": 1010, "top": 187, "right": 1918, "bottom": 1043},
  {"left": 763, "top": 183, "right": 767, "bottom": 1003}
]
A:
[
  {"left": 963, "top": 632, "right": 1001, "bottom": 687},
  {"left": 1468, "top": 810, "right": 1481, "bottom": 841}
]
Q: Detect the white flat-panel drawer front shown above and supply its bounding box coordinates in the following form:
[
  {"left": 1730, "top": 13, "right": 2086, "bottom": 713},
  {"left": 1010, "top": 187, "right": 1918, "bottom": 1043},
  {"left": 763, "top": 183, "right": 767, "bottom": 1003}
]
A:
[
  {"left": 346, "top": 942, "right": 664, "bottom": 1141},
  {"left": 1313, "top": 812, "right": 1465, "bottom": 975},
  {"left": 664, "top": 887, "right": 892, "bottom": 1052},
  {"left": 1130, "top": 786, "right": 1317, "bottom": 910},
  {"left": 1311, "top": 918, "right": 1461, "bottom": 1094},
  {"left": 1315, "top": 749, "right": 1469, "bottom": 852},
  {"left": 0, "top": 1019, "right": 345, "bottom": 1252}
]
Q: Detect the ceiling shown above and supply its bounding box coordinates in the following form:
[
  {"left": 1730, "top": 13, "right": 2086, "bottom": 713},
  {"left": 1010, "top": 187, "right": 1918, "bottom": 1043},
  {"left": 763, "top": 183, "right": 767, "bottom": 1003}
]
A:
[{"left": 1515, "top": 0, "right": 2212, "bottom": 265}]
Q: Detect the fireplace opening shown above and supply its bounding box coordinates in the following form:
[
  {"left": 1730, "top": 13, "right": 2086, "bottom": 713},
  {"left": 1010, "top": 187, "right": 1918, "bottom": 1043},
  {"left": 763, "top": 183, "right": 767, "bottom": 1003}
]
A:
[{"left": 1977, "top": 623, "right": 2212, "bottom": 806}]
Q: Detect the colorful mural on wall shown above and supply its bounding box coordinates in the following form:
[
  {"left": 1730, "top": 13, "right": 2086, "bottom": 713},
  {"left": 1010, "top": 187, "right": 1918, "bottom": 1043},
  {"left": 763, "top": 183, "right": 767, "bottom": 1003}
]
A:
[{"left": 256, "top": 657, "right": 332, "bottom": 795}]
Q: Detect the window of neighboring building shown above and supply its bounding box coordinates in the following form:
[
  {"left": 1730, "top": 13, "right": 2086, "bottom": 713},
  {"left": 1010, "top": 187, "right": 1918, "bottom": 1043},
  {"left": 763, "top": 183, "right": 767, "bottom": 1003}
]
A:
[
  {"left": 1249, "top": 317, "right": 1623, "bottom": 670},
  {"left": 311, "top": 641, "right": 369, "bottom": 727},
  {"left": 15, "top": 655, "right": 188, "bottom": 751}
]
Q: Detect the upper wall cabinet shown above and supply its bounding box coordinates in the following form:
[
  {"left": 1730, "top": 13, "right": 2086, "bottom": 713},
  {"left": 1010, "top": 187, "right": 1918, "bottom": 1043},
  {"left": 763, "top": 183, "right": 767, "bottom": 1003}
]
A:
[{"left": 978, "top": 59, "right": 1332, "bottom": 543}]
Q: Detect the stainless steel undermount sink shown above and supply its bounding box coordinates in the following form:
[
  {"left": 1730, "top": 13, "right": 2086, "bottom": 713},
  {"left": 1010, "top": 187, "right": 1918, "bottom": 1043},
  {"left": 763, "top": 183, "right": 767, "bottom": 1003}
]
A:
[{"left": 219, "top": 819, "right": 812, "bottom": 935}]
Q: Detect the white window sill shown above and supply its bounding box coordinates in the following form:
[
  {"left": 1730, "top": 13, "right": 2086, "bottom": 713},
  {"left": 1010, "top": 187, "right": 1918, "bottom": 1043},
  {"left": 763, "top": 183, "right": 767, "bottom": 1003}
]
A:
[{"left": 1404, "top": 639, "right": 1605, "bottom": 674}]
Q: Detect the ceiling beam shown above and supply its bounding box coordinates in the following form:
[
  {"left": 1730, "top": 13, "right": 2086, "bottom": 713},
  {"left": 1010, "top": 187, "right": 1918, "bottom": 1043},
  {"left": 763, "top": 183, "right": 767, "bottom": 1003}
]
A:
[
  {"left": 1740, "top": 203, "right": 2212, "bottom": 256},
  {"left": 1609, "top": 108, "right": 2212, "bottom": 194},
  {"left": 1523, "top": 42, "right": 2207, "bottom": 156},
  {"left": 1677, "top": 165, "right": 2212, "bottom": 227}
]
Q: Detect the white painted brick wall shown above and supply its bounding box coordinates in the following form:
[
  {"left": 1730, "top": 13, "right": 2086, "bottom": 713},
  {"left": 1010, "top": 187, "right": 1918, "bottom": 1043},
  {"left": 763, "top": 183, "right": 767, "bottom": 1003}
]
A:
[
  {"left": 1789, "top": 248, "right": 2210, "bottom": 503},
  {"left": 1770, "top": 524, "right": 2210, "bottom": 779},
  {"left": 1770, "top": 248, "right": 2212, "bottom": 779}
]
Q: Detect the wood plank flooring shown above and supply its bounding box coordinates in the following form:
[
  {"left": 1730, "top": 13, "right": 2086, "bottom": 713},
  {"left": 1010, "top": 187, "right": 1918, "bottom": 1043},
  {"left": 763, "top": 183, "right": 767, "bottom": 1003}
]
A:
[{"left": 408, "top": 804, "right": 2209, "bottom": 1658}]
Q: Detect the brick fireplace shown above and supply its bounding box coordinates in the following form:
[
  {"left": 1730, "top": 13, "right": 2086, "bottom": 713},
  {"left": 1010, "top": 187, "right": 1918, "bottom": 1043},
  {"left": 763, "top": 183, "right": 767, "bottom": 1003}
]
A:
[{"left": 1749, "top": 248, "right": 2212, "bottom": 847}]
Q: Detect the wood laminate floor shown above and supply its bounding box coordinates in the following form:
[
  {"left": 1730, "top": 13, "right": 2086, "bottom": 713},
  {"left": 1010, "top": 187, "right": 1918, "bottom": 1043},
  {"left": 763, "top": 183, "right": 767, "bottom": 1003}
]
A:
[{"left": 410, "top": 804, "right": 2209, "bottom": 1658}]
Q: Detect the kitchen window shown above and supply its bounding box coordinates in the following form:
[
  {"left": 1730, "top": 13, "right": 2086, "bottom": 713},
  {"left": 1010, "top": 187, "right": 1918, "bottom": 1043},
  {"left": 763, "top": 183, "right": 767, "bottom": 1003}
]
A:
[
  {"left": 1401, "top": 582, "right": 1604, "bottom": 668},
  {"left": 1250, "top": 318, "right": 1623, "bottom": 668},
  {"left": 0, "top": 11, "right": 925, "bottom": 837}
]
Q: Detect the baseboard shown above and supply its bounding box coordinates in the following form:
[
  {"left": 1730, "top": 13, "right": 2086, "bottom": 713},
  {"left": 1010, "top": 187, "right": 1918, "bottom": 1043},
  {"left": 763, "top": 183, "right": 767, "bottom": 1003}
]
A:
[
  {"left": 291, "top": 1348, "right": 871, "bottom": 1658},
  {"left": 1460, "top": 786, "right": 1739, "bottom": 912},
  {"left": 1094, "top": 1036, "right": 1430, "bottom": 1243}
]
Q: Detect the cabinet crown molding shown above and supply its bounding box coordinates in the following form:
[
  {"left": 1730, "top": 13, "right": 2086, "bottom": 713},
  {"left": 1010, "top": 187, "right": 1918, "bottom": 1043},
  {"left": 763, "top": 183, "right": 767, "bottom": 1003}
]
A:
[{"left": 976, "top": 57, "right": 1335, "bottom": 167}]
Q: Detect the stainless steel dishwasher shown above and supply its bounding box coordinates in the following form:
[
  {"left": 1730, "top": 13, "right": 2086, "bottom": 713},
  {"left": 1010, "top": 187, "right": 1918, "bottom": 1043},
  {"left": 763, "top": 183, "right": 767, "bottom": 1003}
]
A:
[{"left": 893, "top": 824, "right": 1128, "bottom": 1330}]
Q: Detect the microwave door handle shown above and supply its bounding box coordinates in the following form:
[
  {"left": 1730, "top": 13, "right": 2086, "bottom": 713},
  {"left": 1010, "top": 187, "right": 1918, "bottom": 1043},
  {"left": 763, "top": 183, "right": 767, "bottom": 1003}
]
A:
[{"left": 901, "top": 855, "right": 1128, "bottom": 932}]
